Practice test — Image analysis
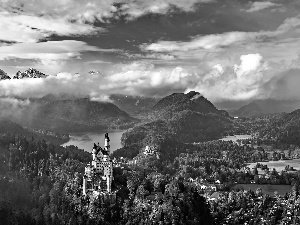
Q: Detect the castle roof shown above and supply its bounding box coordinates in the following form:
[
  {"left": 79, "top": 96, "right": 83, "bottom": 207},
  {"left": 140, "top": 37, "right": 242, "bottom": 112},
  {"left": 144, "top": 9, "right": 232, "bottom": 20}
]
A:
[{"left": 93, "top": 143, "right": 109, "bottom": 156}]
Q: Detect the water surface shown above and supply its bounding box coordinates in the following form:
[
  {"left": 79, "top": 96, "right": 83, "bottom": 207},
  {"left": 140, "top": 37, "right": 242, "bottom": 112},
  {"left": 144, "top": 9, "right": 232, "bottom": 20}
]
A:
[{"left": 61, "top": 130, "right": 125, "bottom": 153}]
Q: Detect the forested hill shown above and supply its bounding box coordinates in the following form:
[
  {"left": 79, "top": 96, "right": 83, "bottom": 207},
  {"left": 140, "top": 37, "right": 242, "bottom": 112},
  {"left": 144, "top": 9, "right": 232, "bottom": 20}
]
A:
[
  {"left": 113, "top": 91, "right": 232, "bottom": 160},
  {"left": 0, "top": 132, "right": 213, "bottom": 225},
  {"left": 151, "top": 91, "right": 229, "bottom": 118},
  {"left": 110, "top": 94, "right": 160, "bottom": 117},
  {"left": 0, "top": 118, "right": 69, "bottom": 145},
  {"left": 232, "top": 99, "right": 300, "bottom": 118},
  {"left": 259, "top": 109, "right": 300, "bottom": 146},
  {"left": 2, "top": 96, "right": 138, "bottom": 133}
]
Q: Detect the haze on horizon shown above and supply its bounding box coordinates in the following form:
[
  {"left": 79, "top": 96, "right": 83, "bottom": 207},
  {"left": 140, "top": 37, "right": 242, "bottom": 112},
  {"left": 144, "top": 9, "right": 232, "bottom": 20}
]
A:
[{"left": 1, "top": 0, "right": 300, "bottom": 108}]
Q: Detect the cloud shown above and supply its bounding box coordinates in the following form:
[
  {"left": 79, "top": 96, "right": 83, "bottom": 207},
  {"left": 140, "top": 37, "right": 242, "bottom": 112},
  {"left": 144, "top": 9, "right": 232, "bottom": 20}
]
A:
[
  {"left": 0, "top": 40, "right": 100, "bottom": 61},
  {"left": 142, "top": 32, "right": 261, "bottom": 52},
  {"left": 0, "top": 55, "right": 298, "bottom": 104},
  {"left": 0, "top": 62, "right": 194, "bottom": 100},
  {"left": 140, "top": 14, "right": 300, "bottom": 69},
  {"left": 0, "top": 0, "right": 214, "bottom": 43},
  {"left": 264, "top": 68, "right": 300, "bottom": 100},
  {"left": 0, "top": 97, "right": 30, "bottom": 118},
  {"left": 0, "top": 55, "right": 273, "bottom": 103},
  {"left": 245, "top": 1, "right": 282, "bottom": 13},
  {"left": 0, "top": 11, "right": 102, "bottom": 43},
  {"left": 186, "top": 53, "right": 273, "bottom": 101},
  {"left": 234, "top": 54, "right": 263, "bottom": 76},
  {"left": 120, "top": 0, "right": 214, "bottom": 20}
]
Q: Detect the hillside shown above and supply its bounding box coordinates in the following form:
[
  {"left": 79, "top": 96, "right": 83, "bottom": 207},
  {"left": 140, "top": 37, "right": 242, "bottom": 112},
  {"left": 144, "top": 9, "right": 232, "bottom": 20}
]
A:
[
  {"left": 110, "top": 94, "right": 160, "bottom": 117},
  {"left": 232, "top": 99, "right": 300, "bottom": 117},
  {"left": 152, "top": 91, "right": 229, "bottom": 118},
  {"left": 0, "top": 118, "right": 69, "bottom": 145},
  {"left": 18, "top": 97, "right": 138, "bottom": 132},
  {"left": 114, "top": 91, "right": 232, "bottom": 159},
  {"left": 259, "top": 109, "right": 300, "bottom": 146}
]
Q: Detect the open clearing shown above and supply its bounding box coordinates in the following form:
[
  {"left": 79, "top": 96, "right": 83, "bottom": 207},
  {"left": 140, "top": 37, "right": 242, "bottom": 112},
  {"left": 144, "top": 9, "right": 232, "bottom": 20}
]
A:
[
  {"left": 248, "top": 159, "right": 300, "bottom": 172},
  {"left": 231, "top": 184, "right": 292, "bottom": 196}
]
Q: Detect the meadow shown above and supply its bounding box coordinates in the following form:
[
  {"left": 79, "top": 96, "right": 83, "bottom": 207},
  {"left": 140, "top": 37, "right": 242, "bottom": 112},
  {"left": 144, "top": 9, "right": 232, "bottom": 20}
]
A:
[
  {"left": 248, "top": 159, "right": 300, "bottom": 172},
  {"left": 231, "top": 184, "right": 292, "bottom": 196}
]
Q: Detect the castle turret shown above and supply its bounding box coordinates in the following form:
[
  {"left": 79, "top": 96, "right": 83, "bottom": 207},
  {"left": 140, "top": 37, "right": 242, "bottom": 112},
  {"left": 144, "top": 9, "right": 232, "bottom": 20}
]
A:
[
  {"left": 104, "top": 133, "right": 110, "bottom": 154},
  {"left": 83, "top": 133, "right": 113, "bottom": 196}
]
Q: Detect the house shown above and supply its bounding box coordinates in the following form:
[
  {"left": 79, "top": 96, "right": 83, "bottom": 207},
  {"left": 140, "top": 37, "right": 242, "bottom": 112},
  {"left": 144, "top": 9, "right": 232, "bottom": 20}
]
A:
[
  {"left": 188, "top": 177, "right": 195, "bottom": 182},
  {"left": 208, "top": 192, "right": 221, "bottom": 201},
  {"left": 215, "top": 180, "right": 222, "bottom": 184},
  {"left": 200, "top": 184, "right": 217, "bottom": 191}
]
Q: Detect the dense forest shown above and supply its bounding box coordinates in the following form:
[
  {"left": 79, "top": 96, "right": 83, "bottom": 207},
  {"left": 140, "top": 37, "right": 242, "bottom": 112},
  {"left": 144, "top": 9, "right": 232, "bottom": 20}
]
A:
[
  {"left": 0, "top": 133, "right": 214, "bottom": 224},
  {"left": 3, "top": 93, "right": 300, "bottom": 224}
]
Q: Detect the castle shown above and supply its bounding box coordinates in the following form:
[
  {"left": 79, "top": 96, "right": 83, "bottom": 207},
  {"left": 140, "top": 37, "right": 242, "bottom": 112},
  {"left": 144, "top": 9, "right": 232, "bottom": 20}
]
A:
[{"left": 83, "top": 133, "right": 113, "bottom": 195}]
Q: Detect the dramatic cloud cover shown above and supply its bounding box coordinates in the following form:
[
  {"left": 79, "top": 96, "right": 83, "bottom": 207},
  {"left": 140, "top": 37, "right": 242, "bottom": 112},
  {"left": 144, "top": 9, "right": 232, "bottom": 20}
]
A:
[
  {"left": 245, "top": 1, "right": 282, "bottom": 12},
  {"left": 1, "top": 0, "right": 300, "bottom": 107}
]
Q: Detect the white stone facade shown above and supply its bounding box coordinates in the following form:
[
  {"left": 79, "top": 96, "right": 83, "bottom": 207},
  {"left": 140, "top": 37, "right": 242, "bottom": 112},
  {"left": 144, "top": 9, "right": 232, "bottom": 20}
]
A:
[{"left": 83, "top": 133, "right": 113, "bottom": 195}]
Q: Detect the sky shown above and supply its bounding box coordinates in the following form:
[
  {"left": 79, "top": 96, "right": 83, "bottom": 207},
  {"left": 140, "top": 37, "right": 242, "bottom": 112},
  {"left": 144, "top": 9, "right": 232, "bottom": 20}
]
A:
[{"left": 1, "top": 0, "right": 300, "bottom": 108}]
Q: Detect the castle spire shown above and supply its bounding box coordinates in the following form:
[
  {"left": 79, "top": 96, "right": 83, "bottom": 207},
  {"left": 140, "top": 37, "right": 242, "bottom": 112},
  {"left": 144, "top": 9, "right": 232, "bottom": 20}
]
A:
[{"left": 104, "top": 133, "right": 110, "bottom": 154}]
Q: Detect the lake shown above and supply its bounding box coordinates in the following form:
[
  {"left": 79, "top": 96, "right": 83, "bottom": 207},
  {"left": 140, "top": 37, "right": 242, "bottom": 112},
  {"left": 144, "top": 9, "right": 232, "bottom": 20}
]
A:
[
  {"left": 219, "top": 135, "right": 252, "bottom": 142},
  {"left": 61, "top": 130, "right": 125, "bottom": 153}
]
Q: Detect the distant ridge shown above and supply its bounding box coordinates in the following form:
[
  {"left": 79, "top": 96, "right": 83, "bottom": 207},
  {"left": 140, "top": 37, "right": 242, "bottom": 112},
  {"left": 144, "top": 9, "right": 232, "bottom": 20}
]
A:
[
  {"left": 259, "top": 108, "right": 300, "bottom": 146},
  {"left": 152, "top": 91, "right": 229, "bottom": 118},
  {"left": 232, "top": 99, "right": 300, "bottom": 117},
  {"left": 13, "top": 68, "right": 48, "bottom": 79},
  {"left": 15, "top": 96, "right": 137, "bottom": 132},
  {"left": 110, "top": 94, "right": 160, "bottom": 117},
  {"left": 0, "top": 69, "right": 11, "bottom": 80}
]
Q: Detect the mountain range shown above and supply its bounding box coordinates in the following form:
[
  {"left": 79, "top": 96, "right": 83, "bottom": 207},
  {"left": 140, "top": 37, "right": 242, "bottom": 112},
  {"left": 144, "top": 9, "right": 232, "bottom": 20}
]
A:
[
  {"left": 231, "top": 99, "right": 300, "bottom": 117},
  {"left": 0, "top": 69, "right": 11, "bottom": 80},
  {"left": 110, "top": 94, "right": 160, "bottom": 117},
  {"left": 259, "top": 109, "right": 300, "bottom": 147},
  {"left": 0, "top": 94, "right": 138, "bottom": 133},
  {"left": 0, "top": 68, "right": 48, "bottom": 80},
  {"left": 13, "top": 68, "right": 48, "bottom": 79}
]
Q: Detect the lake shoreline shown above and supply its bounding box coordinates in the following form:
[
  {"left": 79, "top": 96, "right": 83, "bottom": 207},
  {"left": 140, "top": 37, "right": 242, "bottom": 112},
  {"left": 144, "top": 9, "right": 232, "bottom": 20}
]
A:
[{"left": 61, "top": 130, "right": 126, "bottom": 153}]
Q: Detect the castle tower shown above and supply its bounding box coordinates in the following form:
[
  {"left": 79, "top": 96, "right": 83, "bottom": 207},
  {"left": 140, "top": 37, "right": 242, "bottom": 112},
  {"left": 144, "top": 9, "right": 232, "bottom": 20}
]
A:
[
  {"left": 83, "top": 176, "right": 87, "bottom": 195},
  {"left": 83, "top": 133, "right": 113, "bottom": 195},
  {"left": 104, "top": 133, "right": 110, "bottom": 154}
]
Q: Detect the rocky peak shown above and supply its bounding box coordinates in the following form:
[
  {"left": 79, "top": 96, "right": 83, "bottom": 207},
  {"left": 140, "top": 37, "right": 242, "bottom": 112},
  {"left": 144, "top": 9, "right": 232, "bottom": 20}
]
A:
[
  {"left": 0, "top": 69, "right": 11, "bottom": 80},
  {"left": 13, "top": 68, "right": 48, "bottom": 79}
]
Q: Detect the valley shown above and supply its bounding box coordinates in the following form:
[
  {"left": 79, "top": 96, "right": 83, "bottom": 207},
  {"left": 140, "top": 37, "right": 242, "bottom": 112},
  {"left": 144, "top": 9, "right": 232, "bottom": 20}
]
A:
[{"left": 2, "top": 89, "right": 300, "bottom": 224}]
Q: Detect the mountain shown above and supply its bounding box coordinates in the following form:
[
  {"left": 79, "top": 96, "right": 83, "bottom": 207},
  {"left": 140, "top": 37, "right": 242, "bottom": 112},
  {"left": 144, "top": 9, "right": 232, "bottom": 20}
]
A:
[
  {"left": 0, "top": 118, "right": 25, "bottom": 134},
  {"left": 151, "top": 91, "right": 229, "bottom": 119},
  {"left": 17, "top": 97, "right": 138, "bottom": 132},
  {"left": 114, "top": 91, "right": 232, "bottom": 159},
  {"left": 13, "top": 68, "right": 48, "bottom": 79},
  {"left": 0, "top": 69, "right": 11, "bottom": 80},
  {"left": 0, "top": 118, "right": 69, "bottom": 145},
  {"left": 259, "top": 109, "right": 300, "bottom": 146},
  {"left": 232, "top": 99, "right": 300, "bottom": 117},
  {"left": 110, "top": 94, "right": 160, "bottom": 117}
]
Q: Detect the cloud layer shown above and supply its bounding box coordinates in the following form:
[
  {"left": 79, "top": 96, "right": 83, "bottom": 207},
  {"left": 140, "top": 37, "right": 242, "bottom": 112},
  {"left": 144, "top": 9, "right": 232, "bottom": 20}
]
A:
[
  {"left": 0, "top": 53, "right": 293, "bottom": 103},
  {"left": 1, "top": 0, "right": 300, "bottom": 106},
  {"left": 0, "top": 0, "right": 213, "bottom": 43},
  {"left": 245, "top": 1, "right": 282, "bottom": 12}
]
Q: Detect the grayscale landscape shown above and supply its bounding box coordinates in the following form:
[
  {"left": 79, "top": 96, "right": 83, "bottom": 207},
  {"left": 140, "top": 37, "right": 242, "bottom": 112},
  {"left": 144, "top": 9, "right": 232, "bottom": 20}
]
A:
[{"left": 1, "top": 0, "right": 300, "bottom": 224}]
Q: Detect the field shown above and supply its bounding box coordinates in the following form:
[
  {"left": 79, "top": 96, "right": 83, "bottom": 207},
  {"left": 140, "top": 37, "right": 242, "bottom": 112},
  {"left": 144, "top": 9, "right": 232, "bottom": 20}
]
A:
[
  {"left": 219, "top": 135, "right": 252, "bottom": 142},
  {"left": 248, "top": 159, "right": 300, "bottom": 172},
  {"left": 231, "top": 184, "right": 292, "bottom": 196}
]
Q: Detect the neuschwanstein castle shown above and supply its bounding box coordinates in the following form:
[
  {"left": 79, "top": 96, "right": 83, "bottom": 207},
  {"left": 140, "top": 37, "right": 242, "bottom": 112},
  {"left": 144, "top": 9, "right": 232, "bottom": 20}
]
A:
[{"left": 83, "top": 133, "right": 114, "bottom": 195}]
